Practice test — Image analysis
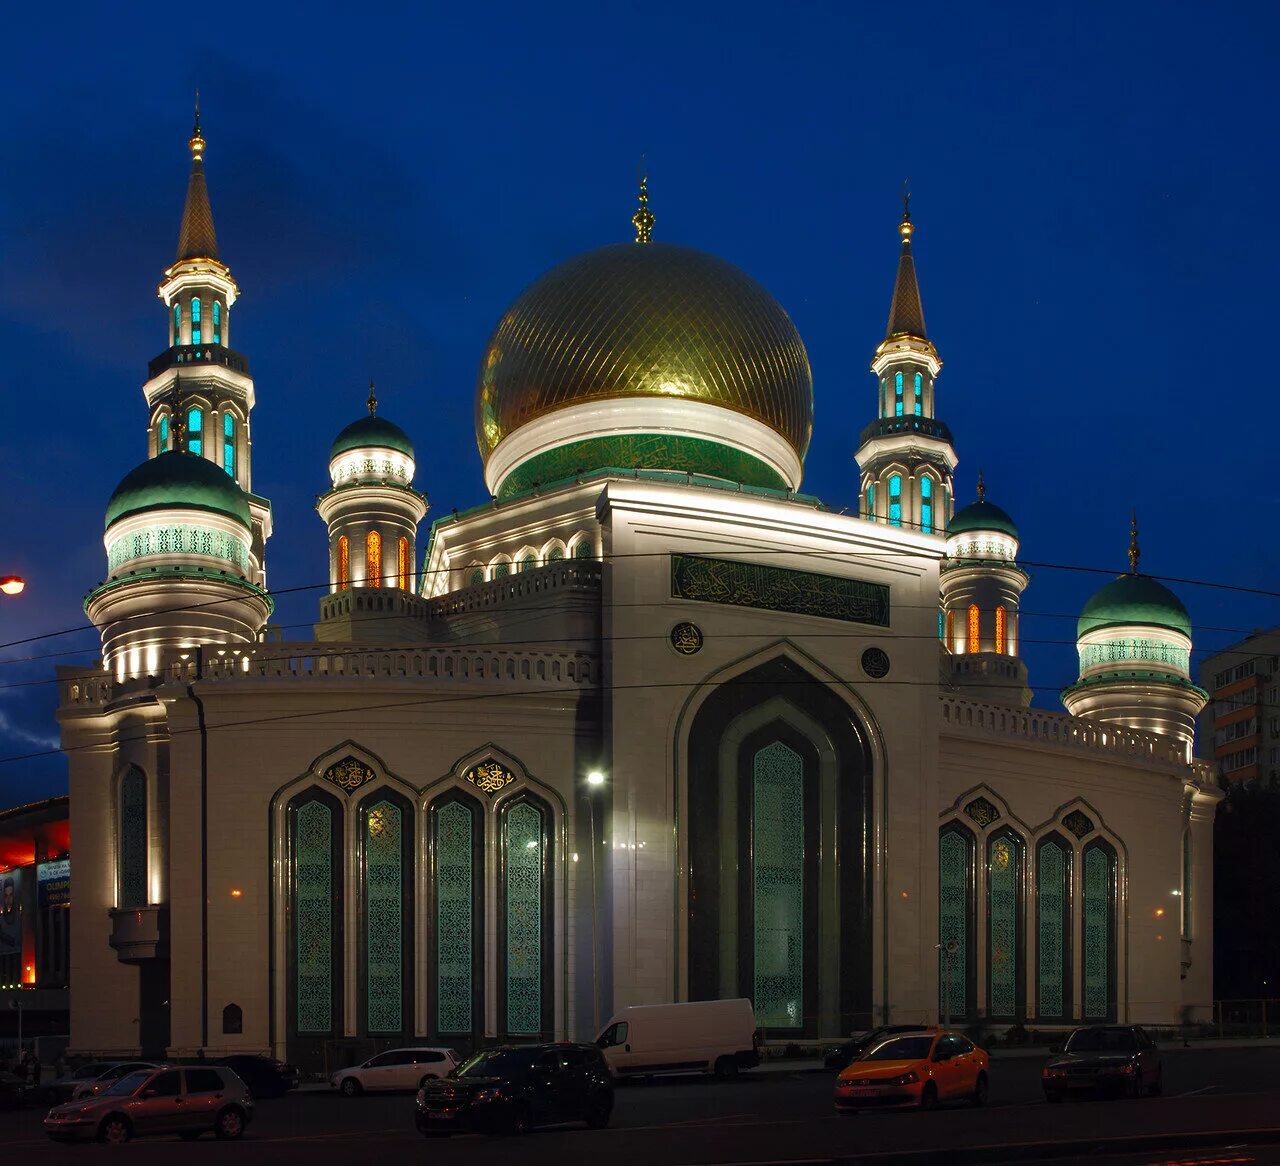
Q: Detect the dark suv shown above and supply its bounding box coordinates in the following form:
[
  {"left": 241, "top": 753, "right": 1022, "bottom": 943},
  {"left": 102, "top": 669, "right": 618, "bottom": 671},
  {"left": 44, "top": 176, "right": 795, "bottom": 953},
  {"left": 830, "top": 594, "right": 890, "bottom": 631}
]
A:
[{"left": 415, "top": 1043, "right": 613, "bottom": 1137}]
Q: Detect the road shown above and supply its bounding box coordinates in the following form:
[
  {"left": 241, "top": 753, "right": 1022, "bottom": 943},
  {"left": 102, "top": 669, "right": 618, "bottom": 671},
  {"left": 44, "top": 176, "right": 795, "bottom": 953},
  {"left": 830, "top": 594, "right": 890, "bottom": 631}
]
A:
[{"left": 4, "top": 1046, "right": 1280, "bottom": 1165}]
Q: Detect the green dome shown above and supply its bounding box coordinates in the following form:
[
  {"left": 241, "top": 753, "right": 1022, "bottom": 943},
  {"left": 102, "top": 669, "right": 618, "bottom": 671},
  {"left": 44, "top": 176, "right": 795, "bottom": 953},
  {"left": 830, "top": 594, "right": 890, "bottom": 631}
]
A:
[
  {"left": 949, "top": 499, "right": 1018, "bottom": 538},
  {"left": 105, "top": 451, "right": 252, "bottom": 531},
  {"left": 1077, "top": 573, "right": 1192, "bottom": 639},
  {"left": 330, "top": 415, "right": 414, "bottom": 460}
]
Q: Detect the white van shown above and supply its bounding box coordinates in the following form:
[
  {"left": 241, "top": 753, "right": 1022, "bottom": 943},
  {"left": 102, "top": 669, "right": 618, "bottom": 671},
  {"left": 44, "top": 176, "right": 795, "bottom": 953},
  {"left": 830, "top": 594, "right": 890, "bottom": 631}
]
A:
[{"left": 595, "top": 998, "right": 759, "bottom": 1079}]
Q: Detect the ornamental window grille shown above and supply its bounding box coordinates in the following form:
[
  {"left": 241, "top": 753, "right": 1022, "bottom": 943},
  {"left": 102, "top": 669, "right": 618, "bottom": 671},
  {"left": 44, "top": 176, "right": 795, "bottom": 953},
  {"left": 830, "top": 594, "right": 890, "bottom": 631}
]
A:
[
  {"left": 752, "top": 740, "right": 805, "bottom": 1030},
  {"left": 191, "top": 297, "right": 201, "bottom": 345},
  {"left": 363, "top": 798, "right": 406, "bottom": 1035},
  {"left": 468, "top": 567, "right": 484, "bottom": 587},
  {"left": 894, "top": 372, "right": 904, "bottom": 417},
  {"left": 173, "top": 302, "right": 182, "bottom": 345},
  {"left": 574, "top": 539, "right": 594, "bottom": 559},
  {"left": 995, "top": 606, "right": 1007, "bottom": 655},
  {"left": 938, "top": 610, "right": 945, "bottom": 641},
  {"left": 986, "top": 832, "right": 1022, "bottom": 1020},
  {"left": 433, "top": 797, "right": 478, "bottom": 1035},
  {"left": 503, "top": 800, "right": 547, "bottom": 1036},
  {"left": 465, "top": 759, "right": 514, "bottom": 797},
  {"left": 223, "top": 413, "right": 236, "bottom": 478},
  {"left": 1063, "top": 809, "right": 1094, "bottom": 840},
  {"left": 913, "top": 372, "right": 923, "bottom": 416},
  {"left": 212, "top": 301, "right": 221, "bottom": 344},
  {"left": 159, "top": 414, "right": 170, "bottom": 452},
  {"left": 964, "top": 796, "right": 1000, "bottom": 827},
  {"left": 187, "top": 407, "right": 203, "bottom": 456},
  {"left": 1181, "top": 829, "right": 1192, "bottom": 939},
  {"left": 548, "top": 546, "right": 565, "bottom": 562},
  {"left": 519, "top": 554, "right": 536, "bottom": 573},
  {"left": 493, "top": 561, "right": 511, "bottom": 579},
  {"left": 1036, "top": 837, "right": 1070, "bottom": 1019},
  {"left": 938, "top": 824, "right": 973, "bottom": 1021},
  {"left": 337, "top": 536, "right": 349, "bottom": 588},
  {"left": 365, "top": 530, "right": 382, "bottom": 587},
  {"left": 397, "top": 537, "right": 410, "bottom": 591},
  {"left": 323, "top": 756, "right": 376, "bottom": 792},
  {"left": 293, "top": 796, "right": 336, "bottom": 1034},
  {"left": 1082, "top": 843, "right": 1115, "bottom": 1020},
  {"left": 107, "top": 525, "right": 248, "bottom": 571},
  {"left": 866, "top": 482, "right": 876, "bottom": 521},
  {"left": 119, "top": 767, "right": 147, "bottom": 908},
  {"left": 946, "top": 609, "right": 955, "bottom": 650},
  {"left": 889, "top": 474, "right": 902, "bottom": 528},
  {"left": 966, "top": 604, "right": 980, "bottom": 654},
  {"left": 921, "top": 475, "right": 934, "bottom": 534}
]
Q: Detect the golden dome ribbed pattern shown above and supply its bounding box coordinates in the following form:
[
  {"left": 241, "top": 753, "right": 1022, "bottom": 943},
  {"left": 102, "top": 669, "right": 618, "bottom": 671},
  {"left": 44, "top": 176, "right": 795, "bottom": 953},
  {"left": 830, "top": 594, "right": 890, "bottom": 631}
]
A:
[{"left": 475, "top": 242, "right": 813, "bottom": 459}]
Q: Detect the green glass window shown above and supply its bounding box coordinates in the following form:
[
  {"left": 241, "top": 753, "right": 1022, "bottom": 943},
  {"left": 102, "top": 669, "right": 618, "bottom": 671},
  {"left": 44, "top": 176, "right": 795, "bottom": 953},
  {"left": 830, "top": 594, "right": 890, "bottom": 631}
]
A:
[
  {"left": 938, "top": 826, "right": 972, "bottom": 1021},
  {"left": 119, "top": 767, "right": 147, "bottom": 909},
  {"left": 493, "top": 561, "right": 510, "bottom": 579},
  {"left": 295, "top": 798, "right": 335, "bottom": 1034},
  {"left": 212, "top": 301, "right": 221, "bottom": 344},
  {"left": 548, "top": 546, "right": 565, "bottom": 562},
  {"left": 987, "top": 833, "right": 1021, "bottom": 1020},
  {"left": 191, "top": 297, "right": 201, "bottom": 345},
  {"left": 435, "top": 799, "right": 475, "bottom": 1034},
  {"left": 158, "top": 415, "right": 170, "bottom": 452},
  {"left": 1181, "top": 830, "right": 1192, "bottom": 939},
  {"left": 1082, "top": 844, "right": 1114, "bottom": 1020},
  {"left": 894, "top": 372, "right": 904, "bottom": 417},
  {"left": 1036, "top": 838, "right": 1069, "bottom": 1019},
  {"left": 187, "top": 407, "right": 203, "bottom": 456},
  {"left": 889, "top": 474, "right": 902, "bottom": 528},
  {"left": 504, "top": 801, "right": 544, "bottom": 1035},
  {"left": 469, "top": 567, "right": 484, "bottom": 587},
  {"left": 364, "top": 800, "right": 403, "bottom": 1034},
  {"left": 938, "top": 610, "right": 945, "bottom": 641},
  {"left": 921, "top": 476, "right": 934, "bottom": 534},
  {"left": 173, "top": 303, "right": 182, "bottom": 345},
  {"left": 913, "top": 371, "right": 923, "bottom": 416},
  {"left": 866, "top": 482, "right": 875, "bottom": 521},
  {"left": 222, "top": 412, "right": 236, "bottom": 478},
  {"left": 519, "top": 554, "right": 536, "bottom": 573},
  {"left": 753, "top": 740, "right": 805, "bottom": 1029},
  {"left": 575, "top": 540, "right": 594, "bottom": 559}
]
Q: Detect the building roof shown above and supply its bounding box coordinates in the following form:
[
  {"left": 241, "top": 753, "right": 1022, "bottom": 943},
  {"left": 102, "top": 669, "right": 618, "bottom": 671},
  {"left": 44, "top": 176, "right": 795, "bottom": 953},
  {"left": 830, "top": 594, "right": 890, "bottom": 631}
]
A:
[
  {"left": 330, "top": 415, "right": 415, "bottom": 460},
  {"left": 1077, "top": 573, "right": 1193, "bottom": 640},
  {"left": 885, "top": 218, "right": 927, "bottom": 340},
  {"left": 949, "top": 498, "right": 1018, "bottom": 539},
  {"left": 175, "top": 117, "right": 219, "bottom": 263},
  {"left": 105, "top": 451, "right": 252, "bottom": 530}
]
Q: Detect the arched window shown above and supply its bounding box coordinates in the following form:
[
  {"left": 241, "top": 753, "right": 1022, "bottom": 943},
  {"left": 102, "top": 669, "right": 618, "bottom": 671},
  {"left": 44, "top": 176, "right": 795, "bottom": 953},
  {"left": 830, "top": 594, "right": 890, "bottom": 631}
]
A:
[
  {"left": 986, "top": 830, "right": 1024, "bottom": 1021},
  {"left": 468, "top": 567, "right": 484, "bottom": 587},
  {"left": 360, "top": 793, "right": 413, "bottom": 1036},
  {"left": 119, "top": 766, "right": 148, "bottom": 908},
  {"left": 894, "top": 371, "right": 904, "bottom": 417},
  {"left": 945, "top": 609, "right": 955, "bottom": 650},
  {"left": 187, "top": 407, "right": 203, "bottom": 457},
  {"left": 1082, "top": 840, "right": 1117, "bottom": 1021},
  {"left": 548, "top": 546, "right": 565, "bottom": 562},
  {"left": 921, "top": 476, "right": 934, "bottom": 534},
  {"left": 500, "top": 794, "right": 552, "bottom": 1038},
  {"left": 888, "top": 474, "right": 902, "bottom": 527},
  {"left": 1036, "top": 835, "right": 1072, "bottom": 1020},
  {"left": 519, "top": 554, "right": 537, "bottom": 573},
  {"left": 866, "top": 482, "right": 876, "bottom": 521},
  {"left": 966, "top": 604, "right": 980, "bottom": 654},
  {"left": 221, "top": 1003, "right": 243, "bottom": 1034},
  {"left": 1181, "top": 830, "right": 1192, "bottom": 939},
  {"left": 493, "top": 561, "right": 511, "bottom": 579},
  {"left": 913, "top": 371, "right": 923, "bottom": 416},
  {"left": 995, "top": 606, "right": 1007, "bottom": 655},
  {"left": 430, "top": 793, "right": 483, "bottom": 1039},
  {"left": 397, "top": 537, "right": 410, "bottom": 590},
  {"left": 212, "top": 301, "right": 221, "bottom": 345},
  {"left": 365, "top": 530, "right": 382, "bottom": 587},
  {"left": 574, "top": 539, "right": 594, "bottom": 559},
  {"left": 938, "top": 610, "right": 946, "bottom": 642},
  {"left": 289, "top": 789, "right": 342, "bottom": 1038},
  {"left": 158, "top": 414, "right": 170, "bottom": 453},
  {"left": 222, "top": 412, "right": 236, "bottom": 478},
  {"left": 938, "top": 823, "right": 975, "bottom": 1022},
  {"left": 173, "top": 303, "right": 182, "bottom": 346},
  {"left": 191, "top": 297, "right": 202, "bottom": 345},
  {"left": 337, "top": 536, "right": 349, "bottom": 588}
]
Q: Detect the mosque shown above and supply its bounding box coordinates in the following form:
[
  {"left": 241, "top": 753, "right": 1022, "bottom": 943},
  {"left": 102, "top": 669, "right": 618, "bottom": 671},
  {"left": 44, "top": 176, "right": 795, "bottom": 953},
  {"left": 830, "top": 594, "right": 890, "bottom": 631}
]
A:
[{"left": 57, "top": 113, "right": 1221, "bottom": 1069}]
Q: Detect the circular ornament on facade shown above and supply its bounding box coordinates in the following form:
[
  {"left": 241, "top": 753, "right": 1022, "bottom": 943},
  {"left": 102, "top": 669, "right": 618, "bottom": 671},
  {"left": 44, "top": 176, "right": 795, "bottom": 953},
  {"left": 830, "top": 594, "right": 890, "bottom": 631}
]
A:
[
  {"left": 670, "top": 622, "right": 704, "bottom": 655},
  {"left": 861, "top": 647, "right": 890, "bottom": 679}
]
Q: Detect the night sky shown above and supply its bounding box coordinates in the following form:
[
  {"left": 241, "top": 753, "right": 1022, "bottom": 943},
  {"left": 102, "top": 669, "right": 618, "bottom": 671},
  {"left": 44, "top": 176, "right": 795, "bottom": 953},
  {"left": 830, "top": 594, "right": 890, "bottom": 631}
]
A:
[{"left": 3, "top": 1, "right": 1278, "bottom": 805}]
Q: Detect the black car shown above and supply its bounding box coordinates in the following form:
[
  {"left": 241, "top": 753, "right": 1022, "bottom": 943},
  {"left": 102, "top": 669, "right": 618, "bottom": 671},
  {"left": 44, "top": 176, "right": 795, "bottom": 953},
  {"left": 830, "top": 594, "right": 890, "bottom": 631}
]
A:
[
  {"left": 824, "top": 1025, "right": 938, "bottom": 1071},
  {"left": 415, "top": 1043, "right": 613, "bottom": 1137},
  {"left": 214, "top": 1055, "right": 300, "bottom": 1099},
  {"left": 0, "top": 1071, "right": 27, "bottom": 1110},
  {"left": 1042, "top": 1025, "right": 1163, "bottom": 1101}
]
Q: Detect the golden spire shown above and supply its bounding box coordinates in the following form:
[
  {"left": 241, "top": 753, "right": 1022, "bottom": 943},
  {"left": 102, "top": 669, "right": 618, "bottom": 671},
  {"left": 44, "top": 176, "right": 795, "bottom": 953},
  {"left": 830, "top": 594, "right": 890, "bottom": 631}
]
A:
[
  {"left": 976, "top": 470, "right": 985, "bottom": 502},
  {"left": 1128, "top": 511, "right": 1140, "bottom": 574},
  {"left": 631, "top": 158, "right": 654, "bottom": 244},
  {"left": 189, "top": 91, "right": 206, "bottom": 159},
  {"left": 885, "top": 181, "right": 927, "bottom": 339},
  {"left": 367, "top": 379, "right": 378, "bottom": 416},
  {"left": 176, "top": 92, "right": 220, "bottom": 262},
  {"left": 899, "top": 178, "right": 914, "bottom": 242}
]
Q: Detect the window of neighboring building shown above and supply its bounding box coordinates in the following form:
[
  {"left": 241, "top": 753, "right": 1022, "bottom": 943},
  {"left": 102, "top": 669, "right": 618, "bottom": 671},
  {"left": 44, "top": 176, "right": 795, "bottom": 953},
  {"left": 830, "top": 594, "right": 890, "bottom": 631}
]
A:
[
  {"left": 212, "top": 301, "right": 221, "bottom": 345},
  {"left": 191, "top": 297, "right": 202, "bottom": 345},
  {"left": 967, "top": 604, "right": 980, "bottom": 654},
  {"left": 222, "top": 412, "right": 236, "bottom": 478},
  {"left": 894, "top": 372, "right": 904, "bottom": 417},
  {"left": 913, "top": 371, "right": 923, "bottom": 416},
  {"left": 365, "top": 530, "right": 382, "bottom": 587},
  {"left": 995, "top": 606, "right": 1007, "bottom": 655},
  {"left": 337, "top": 536, "right": 349, "bottom": 588},
  {"left": 921, "top": 475, "right": 934, "bottom": 534},
  {"left": 187, "top": 407, "right": 203, "bottom": 456},
  {"left": 888, "top": 474, "right": 902, "bottom": 527}
]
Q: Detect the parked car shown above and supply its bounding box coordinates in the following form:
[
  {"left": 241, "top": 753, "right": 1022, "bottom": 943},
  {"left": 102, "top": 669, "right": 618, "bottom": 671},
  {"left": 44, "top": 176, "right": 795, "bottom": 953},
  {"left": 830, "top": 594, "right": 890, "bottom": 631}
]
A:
[
  {"left": 596, "top": 998, "right": 759, "bottom": 1079},
  {"left": 44, "top": 1065, "right": 254, "bottom": 1144},
  {"left": 823, "top": 1025, "right": 939, "bottom": 1071},
  {"left": 1042, "top": 1025, "right": 1163, "bottom": 1101},
  {"left": 45, "top": 1061, "right": 121, "bottom": 1104},
  {"left": 70, "top": 1061, "right": 159, "bottom": 1101},
  {"left": 0, "top": 1071, "right": 27, "bottom": 1110},
  {"left": 834, "top": 1031, "right": 989, "bottom": 1111},
  {"left": 331, "top": 1047, "right": 460, "bottom": 1095},
  {"left": 415, "top": 1043, "right": 613, "bottom": 1137},
  {"left": 214, "top": 1054, "right": 300, "bottom": 1099}
]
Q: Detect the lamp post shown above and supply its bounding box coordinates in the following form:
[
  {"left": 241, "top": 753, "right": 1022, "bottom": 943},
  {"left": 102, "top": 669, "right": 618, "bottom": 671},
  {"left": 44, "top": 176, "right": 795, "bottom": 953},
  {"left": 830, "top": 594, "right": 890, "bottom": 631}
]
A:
[
  {"left": 0, "top": 576, "right": 25, "bottom": 596},
  {"left": 586, "top": 770, "right": 606, "bottom": 1035}
]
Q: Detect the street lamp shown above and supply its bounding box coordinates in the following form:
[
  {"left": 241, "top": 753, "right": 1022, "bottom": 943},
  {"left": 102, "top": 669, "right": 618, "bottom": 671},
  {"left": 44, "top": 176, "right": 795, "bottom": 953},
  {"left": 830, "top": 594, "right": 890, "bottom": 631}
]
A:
[
  {"left": 0, "top": 576, "right": 25, "bottom": 596},
  {"left": 585, "top": 770, "right": 607, "bottom": 1034}
]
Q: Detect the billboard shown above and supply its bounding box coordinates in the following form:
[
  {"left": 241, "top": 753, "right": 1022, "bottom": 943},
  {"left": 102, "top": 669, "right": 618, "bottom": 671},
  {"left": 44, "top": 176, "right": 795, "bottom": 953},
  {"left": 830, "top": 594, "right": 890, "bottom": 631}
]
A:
[
  {"left": 38, "top": 859, "right": 70, "bottom": 909},
  {"left": 0, "top": 868, "right": 21, "bottom": 958}
]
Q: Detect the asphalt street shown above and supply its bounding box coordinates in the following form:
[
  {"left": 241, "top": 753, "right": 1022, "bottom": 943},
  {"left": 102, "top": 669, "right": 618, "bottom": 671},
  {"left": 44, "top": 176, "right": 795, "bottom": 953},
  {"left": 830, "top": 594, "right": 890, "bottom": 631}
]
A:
[{"left": 4, "top": 1046, "right": 1280, "bottom": 1165}]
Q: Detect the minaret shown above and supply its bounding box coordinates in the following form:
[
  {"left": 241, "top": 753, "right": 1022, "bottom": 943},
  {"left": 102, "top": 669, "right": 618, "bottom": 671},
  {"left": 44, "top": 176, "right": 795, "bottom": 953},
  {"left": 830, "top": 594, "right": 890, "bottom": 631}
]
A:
[
  {"left": 142, "top": 99, "right": 271, "bottom": 587},
  {"left": 854, "top": 191, "right": 957, "bottom": 534}
]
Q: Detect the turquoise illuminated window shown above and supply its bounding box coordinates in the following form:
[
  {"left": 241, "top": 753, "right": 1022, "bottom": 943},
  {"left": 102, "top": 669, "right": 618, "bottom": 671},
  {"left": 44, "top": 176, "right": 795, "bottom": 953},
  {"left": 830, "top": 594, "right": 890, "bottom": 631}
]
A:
[
  {"left": 191, "top": 297, "right": 201, "bottom": 345},
  {"left": 158, "top": 414, "right": 170, "bottom": 452},
  {"left": 1036, "top": 838, "right": 1070, "bottom": 1019},
  {"left": 921, "top": 476, "right": 934, "bottom": 534},
  {"left": 435, "top": 798, "right": 477, "bottom": 1035},
  {"left": 173, "top": 303, "right": 182, "bottom": 345},
  {"left": 866, "top": 482, "right": 876, "bottom": 521},
  {"left": 888, "top": 474, "right": 902, "bottom": 528},
  {"left": 212, "top": 301, "right": 221, "bottom": 344},
  {"left": 503, "top": 799, "right": 546, "bottom": 1036},
  {"left": 187, "top": 407, "right": 203, "bottom": 456},
  {"left": 938, "top": 610, "right": 945, "bottom": 641},
  {"left": 894, "top": 372, "right": 904, "bottom": 417},
  {"left": 753, "top": 740, "right": 805, "bottom": 1029},
  {"left": 363, "top": 799, "right": 404, "bottom": 1034},
  {"left": 987, "top": 832, "right": 1022, "bottom": 1020},
  {"left": 913, "top": 372, "right": 923, "bottom": 416},
  {"left": 294, "top": 795, "right": 336, "bottom": 1034},
  {"left": 938, "top": 825, "right": 973, "bottom": 1021},
  {"left": 223, "top": 412, "right": 236, "bottom": 478},
  {"left": 1082, "top": 843, "right": 1115, "bottom": 1020}
]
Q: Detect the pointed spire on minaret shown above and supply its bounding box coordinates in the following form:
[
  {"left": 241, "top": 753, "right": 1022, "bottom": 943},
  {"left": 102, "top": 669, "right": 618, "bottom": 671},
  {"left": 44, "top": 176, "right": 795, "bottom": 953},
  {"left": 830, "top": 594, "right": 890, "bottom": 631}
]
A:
[
  {"left": 885, "top": 181, "right": 927, "bottom": 340},
  {"left": 976, "top": 470, "right": 986, "bottom": 502},
  {"left": 631, "top": 157, "right": 654, "bottom": 244},
  {"left": 367, "top": 380, "right": 378, "bottom": 416},
  {"left": 1128, "top": 511, "right": 1140, "bottom": 575},
  {"left": 176, "top": 92, "right": 221, "bottom": 263}
]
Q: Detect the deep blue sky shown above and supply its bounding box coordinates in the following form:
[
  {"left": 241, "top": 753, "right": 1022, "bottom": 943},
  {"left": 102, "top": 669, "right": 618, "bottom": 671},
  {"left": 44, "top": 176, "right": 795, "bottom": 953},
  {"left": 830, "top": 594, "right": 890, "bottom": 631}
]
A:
[{"left": 2, "top": 1, "right": 1278, "bottom": 804}]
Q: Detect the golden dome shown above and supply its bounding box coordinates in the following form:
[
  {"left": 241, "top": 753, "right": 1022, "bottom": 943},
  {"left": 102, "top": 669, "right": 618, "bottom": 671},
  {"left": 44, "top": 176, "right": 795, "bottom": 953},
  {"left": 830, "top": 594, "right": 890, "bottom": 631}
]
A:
[{"left": 475, "top": 242, "right": 813, "bottom": 466}]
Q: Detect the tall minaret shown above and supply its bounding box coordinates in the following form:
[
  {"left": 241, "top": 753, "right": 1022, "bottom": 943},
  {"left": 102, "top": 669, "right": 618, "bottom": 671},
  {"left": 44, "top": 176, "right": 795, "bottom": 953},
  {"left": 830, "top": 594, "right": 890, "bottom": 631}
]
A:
[
  {"left": 854, "top": 191, "right": 957, "bottom": 535},
  {"left": 141, "top": 99, "right": 271, "bottom": 587}
]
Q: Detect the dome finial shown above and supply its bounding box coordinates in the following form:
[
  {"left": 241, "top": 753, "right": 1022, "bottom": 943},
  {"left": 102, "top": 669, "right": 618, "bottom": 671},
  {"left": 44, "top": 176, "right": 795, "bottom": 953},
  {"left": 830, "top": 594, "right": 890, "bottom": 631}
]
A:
[
  {"left": 899, "top": 177, "right": 914, "bottom": 242},
  {"left": 632, "top": 156, "right": 654, "bottom": 244},
  {"left": 367, "top": 379, "right": 378, "bottom": 416},
  {"left": 1129, "top": 511, "right": 1140, "bottom": 574},
  {"left": 976, "top": 469, "right": 985, "bottom": 502},
  {"left": 189, "top": 90, "right": 206, "bottom": 160}
]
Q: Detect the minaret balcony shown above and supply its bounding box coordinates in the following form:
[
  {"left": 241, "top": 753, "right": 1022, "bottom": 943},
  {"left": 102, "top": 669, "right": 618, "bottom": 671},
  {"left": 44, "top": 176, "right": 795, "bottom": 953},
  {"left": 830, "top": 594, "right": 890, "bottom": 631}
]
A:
[
  {"left": 858, "top": 415, "right": 953, "bottom": 446},
  {"left": 148, "top": 345, "right": 250, "bottom": 379},
  {"left": 108, "top": 904, "right": 169, "bottom": 963}
]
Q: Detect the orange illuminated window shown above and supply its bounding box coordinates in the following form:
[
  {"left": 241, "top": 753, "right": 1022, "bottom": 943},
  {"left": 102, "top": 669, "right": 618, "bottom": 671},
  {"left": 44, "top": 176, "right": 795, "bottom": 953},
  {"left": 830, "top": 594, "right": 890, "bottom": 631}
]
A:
[
  {"left": 995, "top": 606, "right": 1007, "bottom": 654},
  {"left": 967, "top": 604, "right": 980, "bottom": 654},
  {"left": 366, "top": 530, "right": 382, "bottom": 587},
  {"left": 398, "top": 537, "right": 410, "bottom": 591},
  {"left": 337, "top": 536, "right": 349, "bottom": 588},
  {"left": 945, "top": 609, "right": 955, "bottom": 650}
]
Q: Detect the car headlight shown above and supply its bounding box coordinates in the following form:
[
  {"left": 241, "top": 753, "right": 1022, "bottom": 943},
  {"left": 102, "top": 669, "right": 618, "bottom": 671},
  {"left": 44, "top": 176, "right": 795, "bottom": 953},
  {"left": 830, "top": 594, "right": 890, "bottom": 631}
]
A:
[
  {"left": 887, "top": 1071, "right": 920, "bottom": 1086},
  {"left": 1120, "top": 1063, "right": 1136, "bottom": 1074},
  {"left": 473, "top": 1087, "right": 503, "bottom": 1103}
]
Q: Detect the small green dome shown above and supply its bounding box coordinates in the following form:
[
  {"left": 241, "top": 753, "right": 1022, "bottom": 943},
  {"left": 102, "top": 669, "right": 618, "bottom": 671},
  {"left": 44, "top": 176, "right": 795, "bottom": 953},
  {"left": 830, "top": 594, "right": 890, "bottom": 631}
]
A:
[
  {"left": 1077, "top": 573, "right": 1192, "bottom": 639},
  {"left": 949, "top": 499, "right": 1018, "bottom": 538},
  {"left": 105, "top": 451, "right": 252, "bottom": 531},
  {"left": 330, "top": 415, "right": 414, "bottom": 460}
]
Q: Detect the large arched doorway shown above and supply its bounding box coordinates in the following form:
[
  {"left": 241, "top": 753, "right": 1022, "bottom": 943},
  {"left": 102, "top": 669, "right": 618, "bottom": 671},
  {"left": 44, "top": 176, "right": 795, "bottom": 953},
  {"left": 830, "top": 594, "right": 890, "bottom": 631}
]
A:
[{"left": 687, "top": 656, "right": 873, "bottom": 1038}]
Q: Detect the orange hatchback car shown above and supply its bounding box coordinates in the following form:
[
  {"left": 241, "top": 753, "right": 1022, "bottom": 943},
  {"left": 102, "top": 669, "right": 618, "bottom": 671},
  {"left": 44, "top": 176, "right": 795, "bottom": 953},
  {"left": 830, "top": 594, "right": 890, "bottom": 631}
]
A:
[{"left": 834, "top": 1031, "right": 989, "bottom": 1112}]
